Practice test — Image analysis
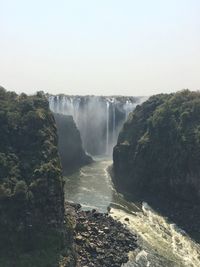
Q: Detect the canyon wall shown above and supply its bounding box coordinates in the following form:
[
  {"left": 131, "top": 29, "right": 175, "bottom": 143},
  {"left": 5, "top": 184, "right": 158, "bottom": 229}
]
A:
[
  {"left": 0, "top": 88, "right": 76, "bottom": 266},
  {"left": 54, "top": 113, "right": 92, "bottom": 174},
  {"left": 113, "top": 90, "right": 200, "bottom": 237}
]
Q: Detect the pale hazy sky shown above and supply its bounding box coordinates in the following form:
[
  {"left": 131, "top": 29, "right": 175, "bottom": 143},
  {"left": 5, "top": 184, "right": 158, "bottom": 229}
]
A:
[{"left": 1, "top": 0, "right": 200, "bottom": 96}]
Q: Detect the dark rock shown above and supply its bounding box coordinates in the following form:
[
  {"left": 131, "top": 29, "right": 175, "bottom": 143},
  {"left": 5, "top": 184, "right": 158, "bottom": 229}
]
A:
[
  {"left": 76, "top": 235, "right": 84, "bottom": 243},
  {"left": 92, "top": 209, "right": 97, "bottom": 214},
  {"left": 71, "top": 203, "right": 138, "bottom": 267},
  {"left": 54, "top": 113, "right": 93, "bottom": 175},
  {"left": 69, "top": 202, "right": 82, "bottom": 211},
  {"left": 103, "top": 226, "right": 110, "bottom": 233}
]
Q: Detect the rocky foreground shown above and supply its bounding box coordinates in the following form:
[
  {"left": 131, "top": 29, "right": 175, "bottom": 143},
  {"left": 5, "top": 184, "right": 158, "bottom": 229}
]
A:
[{"left": 65, "top": 202, "right": 138, "bottom": 267}]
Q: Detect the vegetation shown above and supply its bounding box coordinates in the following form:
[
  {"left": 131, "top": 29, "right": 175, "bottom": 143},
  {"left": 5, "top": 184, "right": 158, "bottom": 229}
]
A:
[
  {"left": 114, "top": 90, "right": 200, "bottom": 203},
  {"left": 0, "top": 87, "right": 75, "bottom": 266}
]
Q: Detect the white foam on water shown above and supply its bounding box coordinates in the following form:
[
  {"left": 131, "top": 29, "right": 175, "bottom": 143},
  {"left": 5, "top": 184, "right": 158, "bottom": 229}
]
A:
[
  {"left": 65, "top": 159, "right": 200, "bottom": 267},
  {"left": 110, "top": 203, "right": 200, "bottom": 267}
]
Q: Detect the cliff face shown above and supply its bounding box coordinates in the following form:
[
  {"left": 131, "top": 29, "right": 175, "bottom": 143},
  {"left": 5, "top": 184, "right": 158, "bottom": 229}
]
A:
[
  {"left": 113, "top": 90, "right": 200, "bottom": 235},
  {"left": 54, "top": 113, "right": 92, "bottom": 174},
  {"left": 0, "top": 88, "right": 76, "bottom": 266}
]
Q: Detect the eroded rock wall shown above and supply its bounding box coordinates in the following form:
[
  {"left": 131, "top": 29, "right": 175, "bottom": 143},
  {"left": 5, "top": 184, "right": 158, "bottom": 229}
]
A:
[
  {"left": 113, "top": 90, "right": 200, "bottom": 238},
  {"left": 54, "top": 113, "right": 92, "bottom": 174}
]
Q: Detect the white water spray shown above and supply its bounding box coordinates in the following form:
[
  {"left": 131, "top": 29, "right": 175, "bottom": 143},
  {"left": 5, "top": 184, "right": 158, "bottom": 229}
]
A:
[
  {"left": 112, "top": 98, "right": 116, "bottom": 144},
  {"left": 106, "top": 100, "right": 110, "bottom": 154},
  {"left": 49, "top": 95, "right": 144, "bottom": 155},
  {"left": 112, "top": 202, "right": 200, "bottom": 267}
]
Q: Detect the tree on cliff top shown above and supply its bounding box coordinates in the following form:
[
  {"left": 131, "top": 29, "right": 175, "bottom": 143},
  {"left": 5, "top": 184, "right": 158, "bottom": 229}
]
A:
[
  {"left": 0, "top": 87, "right": 65, "bottom": 250},
  {"left": 114, "top": 90, "right": 200, "bottom": 203}
]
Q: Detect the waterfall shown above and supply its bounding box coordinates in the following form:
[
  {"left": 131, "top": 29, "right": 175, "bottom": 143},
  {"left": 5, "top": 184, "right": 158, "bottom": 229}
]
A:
[
  {"left": 49, "top": 95, "right": 143, "bottom": 155},
  {"left": 125, "top": 100, "right": 129, "bottom": 119},
  {"left": 106, "top": 100, "right": 110, "bottom": 155},
  {"left": 74, "top": 97, "right": 80, "bottom": 124},
  {"left": 61, "top": 96, "right": 65, "bottom": 114},
  {"left": 49, "top": 96, "right": 54, "bottom": 111},
  {"left": 56, "top": 95, "right": 60, "bottom": 113},
  {"left": 124, "top": 99, "right": 138, "bottom": 120},
  {"left": 112, "top": 99, "right": 116, "bottom": 144}
]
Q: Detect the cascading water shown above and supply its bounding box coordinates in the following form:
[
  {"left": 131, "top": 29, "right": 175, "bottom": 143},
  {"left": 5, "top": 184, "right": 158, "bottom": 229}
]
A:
[
  {"left": 112, "top": 99, "right": 116, "bottom": 144},
  {"left": 49, "top": 95, "right": 144, "bottom": 155},
  {"left": 124, "top": 99, "right": 137, "bottom": 120},
  {"left": 106, "top": 100, "right": 110, "bottom": 155},
  {"left": 51, "top": 93, "right": 200, "bottom": 266}
]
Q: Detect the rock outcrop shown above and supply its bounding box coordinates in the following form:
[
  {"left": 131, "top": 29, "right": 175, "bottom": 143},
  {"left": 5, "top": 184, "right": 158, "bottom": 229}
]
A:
[
  {"left": 65, "top": 202, "right": 137, "bottom": 267},
  {"left": 113, "top": 90, "right": 200, "bottom": 238},
  {"left": 0, "top": 88, "right": 76, "bottom": 266},
  {"left": 54, "top": 113, "right": 92, "bottom": 174}
]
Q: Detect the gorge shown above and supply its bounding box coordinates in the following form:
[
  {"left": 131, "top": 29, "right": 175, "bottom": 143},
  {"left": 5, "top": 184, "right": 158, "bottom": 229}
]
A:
[
  {"left": 51, "top": 91, "right": 200, "bottom": 266},
  {"left": 113, "top": 90, "right": 200, "bottom": 241},
  {"left": 1, "top": 87, "right": 200, "bottom": 267}
]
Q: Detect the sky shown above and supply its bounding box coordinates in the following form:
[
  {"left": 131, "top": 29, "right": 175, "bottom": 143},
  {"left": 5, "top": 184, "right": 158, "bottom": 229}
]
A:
[{"left": 1, "top": 0, "right": 200, "bottom": 96}]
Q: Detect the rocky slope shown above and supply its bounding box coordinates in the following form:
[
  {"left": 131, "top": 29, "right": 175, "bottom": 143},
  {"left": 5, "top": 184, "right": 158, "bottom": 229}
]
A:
[
  {"left": 113, "top": 90, "right": 200, "bottom": 238},
  {"left": 65, "top": 202, "right": 137, "bottom": 267},
  {"left": 54, "top": 113, "right": 92, "bottom": 174},
  {"left": 0, "top": 88, "right": 76, "bottom": 266}
]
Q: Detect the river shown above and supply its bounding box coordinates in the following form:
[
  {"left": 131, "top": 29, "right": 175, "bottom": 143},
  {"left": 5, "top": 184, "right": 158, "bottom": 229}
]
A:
[{"left": 64, "top": 157, "right": 200, "bottom": 267}]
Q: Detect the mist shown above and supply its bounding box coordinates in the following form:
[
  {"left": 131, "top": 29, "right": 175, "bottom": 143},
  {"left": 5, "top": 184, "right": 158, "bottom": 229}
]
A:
[{"left": 49, "top": 95, "right": 145, "bottom": 155}]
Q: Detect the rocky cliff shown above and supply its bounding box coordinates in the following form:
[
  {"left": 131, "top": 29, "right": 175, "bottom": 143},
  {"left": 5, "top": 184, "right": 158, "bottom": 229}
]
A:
[
  {"left": 113, "top": 90, "right": 200, "bottom": 238},
  {"left": 0, "top": 88, "right": 76, "bottom": 266},
  {"left": 54, "top": 113, "right": 92, "bottom": 174}
]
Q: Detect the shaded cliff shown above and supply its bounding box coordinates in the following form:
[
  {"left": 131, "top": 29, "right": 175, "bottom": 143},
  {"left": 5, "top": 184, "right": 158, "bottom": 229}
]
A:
[
  {"left": 0, "top": 88, "right": 76, "bottom": 266},
  {"left": 113, "top": 90, "right": 200, "bottom": 238},
  {"left": 54, "top": 113, "right": 92, "bottom": 174}
]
